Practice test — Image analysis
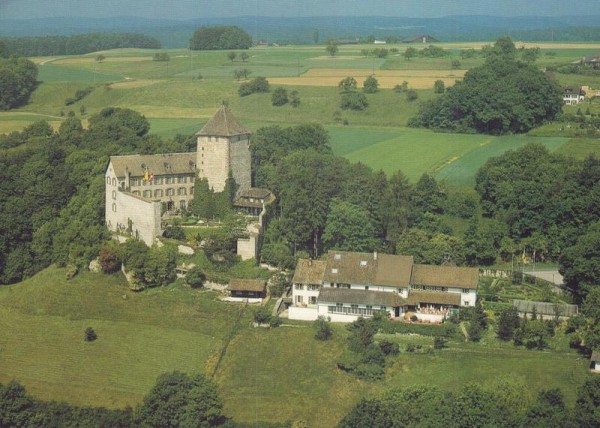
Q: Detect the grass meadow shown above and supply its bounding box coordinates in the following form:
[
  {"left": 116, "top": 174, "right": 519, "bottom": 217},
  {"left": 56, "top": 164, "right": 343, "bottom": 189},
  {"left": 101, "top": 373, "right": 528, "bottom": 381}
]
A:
[{"left": 0, "top": 266, "right": 593, "bottom": 426}]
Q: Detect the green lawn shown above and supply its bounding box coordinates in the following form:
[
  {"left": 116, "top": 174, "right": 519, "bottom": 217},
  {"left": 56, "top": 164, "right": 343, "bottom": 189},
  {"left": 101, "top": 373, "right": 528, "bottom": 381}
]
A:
[{"left": 0, "top": 266, "right": 240, "bottom": 408}]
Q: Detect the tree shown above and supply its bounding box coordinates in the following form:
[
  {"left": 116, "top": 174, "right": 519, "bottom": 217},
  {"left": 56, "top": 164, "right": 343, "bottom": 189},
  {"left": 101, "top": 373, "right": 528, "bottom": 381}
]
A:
[
  {"left": 314, "top": 316, "right": 333, "bottom": 340},
  {"left": 411, "top": 38, "right": 563, "bottom": 134},
  {"left": 0, "top": 57, "right": 38, "bottom": 110},
  {"left": 98, "top": 241, "right": 121, "bottom": 273},
  {"left": 326, "top": 41, "right": 339, "bottom": 57},
  {"left": 290, "top": 90, "right": 300, "bottom": 107},
  {"left": 143, "top": 245, "right": 177, "bottom": 286},
  {"left": 84, "top": 327, "right": 97, "bottom": 342},
  {"left": 573, "top": 377, "right": 600, "bottom": 427},
  {"left": 271, "top": 87, "right": 289, "bottom": 106},
  {"left": 403, "top": 47, "right": 417, "bottom": 60},
  {"left": 189, "top": 26, "right": 252, "bottom": 50},
  {"left": 322, "top": 200, "right": 379, "bottom": 252},
  {"left": 451, "top": 59, "right": 461, "bottom": 69},
  {"left": 433, "top": 79, "right": 445, "bottom": 93},
  {"left": 313, "top": 29, "right": 320, "bottom": 44},
  {"left": 468, "top": 302, "right": 487, "bottom": 341},
  {"left": 227, "top": 51, "right": 237, "bottom": 62},
  {"left": 363, "top": 75, "right": 379, "bottom": 93},
  {"left": 497, "top": 306, "right": 520, "bottom": 340},
  {"left": 559, "top": 222, "right": 600, "bottom": 299},
  {"left": 240, "top": 52, "right": 249, "bottom": 62},
  {"left": 340, "top": 92, "right": 368, "bottom": 111},
  {"left": 136, "top": 371, "right": 223, "bottom": 428},
  {"left": 185, "top": 266, "right": 206, "bottom": 289},
  {"left": 238, "top": 76, "right": 269, "bottom": 97},
  {"left": 95, "top": 54, "right": 105, "bottom": 62},
  {"left": 338, "top": 77, "right": 357, "bottom": 92}
]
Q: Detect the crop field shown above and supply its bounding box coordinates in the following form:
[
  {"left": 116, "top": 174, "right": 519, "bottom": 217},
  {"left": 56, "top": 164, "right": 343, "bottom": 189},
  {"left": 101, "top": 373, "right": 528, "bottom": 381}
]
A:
[{"left": 269, "top": 68, "right": 467, "bottom": 89}]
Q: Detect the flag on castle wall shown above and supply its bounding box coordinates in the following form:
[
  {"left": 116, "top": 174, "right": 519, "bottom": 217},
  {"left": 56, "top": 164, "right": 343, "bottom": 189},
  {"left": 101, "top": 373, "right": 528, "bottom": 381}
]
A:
[{"left": 143, "top": 170, "right": 149, "bottom": 181}]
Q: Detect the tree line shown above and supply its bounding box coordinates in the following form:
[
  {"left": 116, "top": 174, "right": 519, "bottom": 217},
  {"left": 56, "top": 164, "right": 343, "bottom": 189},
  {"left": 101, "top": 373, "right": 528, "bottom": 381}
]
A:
[
  {"left": 0, "top": 33, "right": 160, "bottom": 57},
  {"left": 0, "top": 108, "right": 193, "bottom": 285},
  {"left": 189, "top": 26, "right": 252, "bottom": 50}
]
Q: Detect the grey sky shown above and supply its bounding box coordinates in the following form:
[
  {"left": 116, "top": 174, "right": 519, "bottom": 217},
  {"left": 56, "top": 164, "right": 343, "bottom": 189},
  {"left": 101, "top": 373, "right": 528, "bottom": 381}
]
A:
[{"left": 0, "top": 0, "right": 597, "bottom": 19}]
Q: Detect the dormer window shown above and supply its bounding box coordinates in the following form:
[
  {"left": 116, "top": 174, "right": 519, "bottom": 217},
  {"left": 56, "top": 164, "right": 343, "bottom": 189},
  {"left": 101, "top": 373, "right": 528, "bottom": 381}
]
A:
[
  {"left": 331, "top": 268, "right": 338, "bottom": 274},
  {"left": 360, "top": 261, "right": 367, "bottom": 267},
  {"left": 334, "top": 254, "right": 341, "bottom": 260}
]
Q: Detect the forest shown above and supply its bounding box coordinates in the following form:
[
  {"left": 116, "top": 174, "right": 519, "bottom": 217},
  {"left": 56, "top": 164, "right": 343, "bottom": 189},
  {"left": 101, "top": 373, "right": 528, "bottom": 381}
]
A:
[
  {"left": 0, "top": 33, "right": 160, "bottom": 57},
  {"left": 189, "top": 26, "right": 252, "bottom": 50}
]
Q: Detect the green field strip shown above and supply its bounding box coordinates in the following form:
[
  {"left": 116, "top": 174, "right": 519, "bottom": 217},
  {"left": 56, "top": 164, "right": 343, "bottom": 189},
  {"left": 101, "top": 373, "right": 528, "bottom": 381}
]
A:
[
  {"left": 37, "top": 63, "right": 124, "bottom": 83},
  {"left": 328, "top": 126, "right": 403, "bottom": 156},
  {"left": 343, "top": 129, "right": 486, "bottom": 181},
  {"left": 555, "top": 138, "right": 600, "bottom": 159},
  {"left": 436, "top": 136, "right": 569, "bottom": 186}
]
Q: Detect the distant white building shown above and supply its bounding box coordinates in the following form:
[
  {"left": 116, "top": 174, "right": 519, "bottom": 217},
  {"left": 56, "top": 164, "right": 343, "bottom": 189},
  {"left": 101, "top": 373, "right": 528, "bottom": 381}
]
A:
[
  {"left": 289, "top": 251, "right": 479, "bottom": 323},
  {"left": 563, "top": 86, "right": 586, "bottom": 105}
]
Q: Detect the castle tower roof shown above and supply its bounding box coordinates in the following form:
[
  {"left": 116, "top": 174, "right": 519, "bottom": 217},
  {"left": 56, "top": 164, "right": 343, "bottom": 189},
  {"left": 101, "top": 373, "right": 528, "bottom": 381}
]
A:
[{"left": 196, "top": 106, "right": 250, "bottom": 137}]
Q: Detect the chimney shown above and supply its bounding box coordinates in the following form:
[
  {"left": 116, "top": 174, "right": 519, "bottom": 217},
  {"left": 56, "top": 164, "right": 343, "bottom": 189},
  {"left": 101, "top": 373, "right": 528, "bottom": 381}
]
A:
[{"left": 373, "top": 251, "right": 378, "bottom": 261}]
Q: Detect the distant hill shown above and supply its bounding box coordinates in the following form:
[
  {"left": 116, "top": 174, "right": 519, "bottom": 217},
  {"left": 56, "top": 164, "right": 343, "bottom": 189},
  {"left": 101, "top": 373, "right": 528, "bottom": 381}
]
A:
[{"left": 1, "top": 15, "right": 599, "bottom": 48}]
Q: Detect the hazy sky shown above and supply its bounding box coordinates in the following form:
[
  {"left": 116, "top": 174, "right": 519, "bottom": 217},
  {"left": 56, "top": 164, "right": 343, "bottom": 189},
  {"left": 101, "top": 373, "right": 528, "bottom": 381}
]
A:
[{"left": 0, "top": 0, "right": 597, "bottom": 20}]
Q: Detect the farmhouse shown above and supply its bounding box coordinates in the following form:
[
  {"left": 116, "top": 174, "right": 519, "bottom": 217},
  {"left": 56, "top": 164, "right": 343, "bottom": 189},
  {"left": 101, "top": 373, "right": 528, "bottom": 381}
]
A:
[
  {"left": 581, "top": 54, "right": 600, "bottom": 69},
  {"left": 563, "top": 86, "right": 586, "bottom": 105},
  {"left": 289, "top": 250, "right": 478, "bottom": 323},
  {"left": 105, "top": 107, "right": 269, "bottom": 257}
]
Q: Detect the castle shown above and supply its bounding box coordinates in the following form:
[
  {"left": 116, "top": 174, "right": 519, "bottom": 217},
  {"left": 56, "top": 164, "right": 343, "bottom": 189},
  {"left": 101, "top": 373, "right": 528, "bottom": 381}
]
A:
[{"left": 104, "top": 106, "right": 265, "bottom": 255}]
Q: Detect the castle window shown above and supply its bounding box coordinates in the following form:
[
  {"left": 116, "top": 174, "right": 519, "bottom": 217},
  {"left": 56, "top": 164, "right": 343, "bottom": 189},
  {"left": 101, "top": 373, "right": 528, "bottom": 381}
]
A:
[
  {"left": 143, "top": 190, "right": 152, "bottom": 198},
  {"left": 112, "top": 190, "right": 116, "bottom": 200},
  {"left": 190, "top": 187, "right": 194, "bottom": 194},
  {"left": 154, "top": 189, "right": 163, "bottom": 197},
  {"left": 177, "top": 187, "right": 187, "bottom": 196},
  {"left": 112, "top": 178, "right": 117, "bottom": 186},
  {"left": 177, "top": 176, "right": 183, "bottom": 183},
  {"left": 165, "top": 176, "right": 172, "bottom": 184},
  {"left": 133, "top": 191, "right": 141, "bottom": 196},
  {"left": 166, "top": 188, "right": 174, "bottom": 196},
  {"left": 112, "top": 203, "right": 116, "bottom": 212},
  {"left": 190, "top": 176, "right": 195, "bottom": 182},
  {"left": 180, "top": 200, "right": 186, "bottom": 209},
  {"left": 106, "top": 177, "right": 111, "bottom": 185}
]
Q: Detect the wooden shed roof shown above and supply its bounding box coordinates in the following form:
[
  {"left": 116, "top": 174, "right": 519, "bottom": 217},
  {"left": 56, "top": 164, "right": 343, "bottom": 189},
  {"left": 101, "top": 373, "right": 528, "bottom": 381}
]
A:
[
  {"left": 292, "top": 259, "right": 327, "bottom": 285},
  {"left": 318, "top": 287, "right": 405, "bottom": 307},
  {"left": 228, "top": 278, "right": 266, "bottom": 292},
  {"left": 411, "top": 264, "right": 479, "bottom": 290},
  {"left": 109, "top": 153, "right": 196, "bottom": 178},
  {"left": 196, "top": 106, "right": 250, "bottom": 137}
]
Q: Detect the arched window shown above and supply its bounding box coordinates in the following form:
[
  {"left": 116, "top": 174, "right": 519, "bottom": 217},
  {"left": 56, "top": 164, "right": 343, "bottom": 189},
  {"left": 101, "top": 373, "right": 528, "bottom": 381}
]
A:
[
  {"left": 112, "top": 190, "right": 116, "bottom": 200},
  {"left": 106, "top": 177, "right": 111, "bottom": 184},
  {"left": 112, "top": 178, "right": 117, "bottom": 186},
  {"left": 112, "top": 203, "right": 117, "bottom": 212}
]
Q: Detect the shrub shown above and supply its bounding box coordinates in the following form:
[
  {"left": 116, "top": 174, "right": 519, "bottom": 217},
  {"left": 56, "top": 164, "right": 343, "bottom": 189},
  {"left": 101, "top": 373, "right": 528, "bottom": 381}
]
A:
[
  {"left": 185, "top": 266, "right": 206, "bottom": 289},
  {"left": 254, "top": 306, "right": 271, "bottom": 324},
  {"left": 163, "top": 226, "right": 186, "bottom": 241},
  {"left": 433, "top": 336, "right": 446, "bottom": 349},
  {"left": 314, "top": 316, "right": 333, "bottom": 340},
  {"left": 84, "top": 327, "right": 97, "bottom": 342},
  {"left": 379, "top": 340, "right": 399, "bottom": 356},
  {"left": 290, "top": 90, "right": 300, "bottom": 107},
  {"left": 406, "top": 89, "right": 418, "bottom": 101},
  {"left": 238, "top": 77, "right": 269, "bottom": 97},
  {"left": 98, "top": 242, "right": 121, "bottom": 273},
  {"left": 340, "top": 92, "right": 368, "bottom": 111}
]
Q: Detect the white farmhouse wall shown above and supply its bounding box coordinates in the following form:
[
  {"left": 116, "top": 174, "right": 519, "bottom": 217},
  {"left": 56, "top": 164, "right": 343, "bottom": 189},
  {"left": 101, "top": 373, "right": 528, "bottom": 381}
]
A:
[
  {"left": 289, "top": 306, "right": 319, "bottom": 321},
  {"left": 291, "top": 284, "right": 320, "bottom": 306},
  {"left": 458, "top": 289, "right": 477, "bottom": 307}
]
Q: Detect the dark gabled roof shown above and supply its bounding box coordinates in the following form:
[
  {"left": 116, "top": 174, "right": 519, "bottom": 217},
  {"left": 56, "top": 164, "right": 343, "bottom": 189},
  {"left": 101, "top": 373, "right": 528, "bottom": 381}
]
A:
[
  {"left": 109, "top": 153, "right": 196, "bottom": 178},
  {"left": 292, "top": 259, "right": 327, "bottom": 285},
  {"left": 318, "top": 287, "right": 405, "bottom": 307},
  {"left": 238, "top": 188, "right": 272, "bottom": 199},
  {"left": 228, "top": 278, "right": 266, "bottom": 292},
  {"left": 411, "top": 264, "right": 479, "bottom": 290},
  {"left": 564, "top": 86, "right": 585, "bottom": 95},
  {"left": 406, "top": 291, "right": 461, "bottom": 306},
  {"left": 234, "top": 188, "right": 275, "bottom": 208},
  {"left": 592, "top": 350, "right": 600, "bottom": 362},
  {"left": 196, "top": 106, "right": 250, "bottom": 137},
  {"left": 323, "top": 251, "right": 413, "bottom": 288}
]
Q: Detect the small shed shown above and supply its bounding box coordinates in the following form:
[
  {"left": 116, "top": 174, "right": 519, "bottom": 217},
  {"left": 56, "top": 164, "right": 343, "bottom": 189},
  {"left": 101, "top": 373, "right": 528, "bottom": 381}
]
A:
[
  {"left": 228, "top": 278, "right": 267, "bottom": 301},
  {"left": 592, "top": 351, "right": 600, "bottom": 372}
]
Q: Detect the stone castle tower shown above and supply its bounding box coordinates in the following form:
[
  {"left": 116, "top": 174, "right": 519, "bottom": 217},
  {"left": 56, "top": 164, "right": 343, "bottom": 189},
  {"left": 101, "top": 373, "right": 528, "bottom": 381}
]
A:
[{"left": 195, "top": 106, "right": 252, "bottom": 193}]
